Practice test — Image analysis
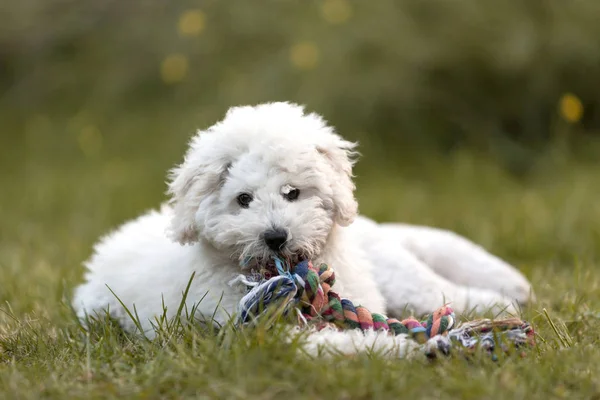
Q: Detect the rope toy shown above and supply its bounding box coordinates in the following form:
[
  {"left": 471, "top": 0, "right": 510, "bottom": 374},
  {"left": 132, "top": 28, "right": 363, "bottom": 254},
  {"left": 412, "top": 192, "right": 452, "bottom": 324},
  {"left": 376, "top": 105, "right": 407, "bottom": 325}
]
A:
[{"left": 232, "top": 258, "right": 535, "bottom": 357}]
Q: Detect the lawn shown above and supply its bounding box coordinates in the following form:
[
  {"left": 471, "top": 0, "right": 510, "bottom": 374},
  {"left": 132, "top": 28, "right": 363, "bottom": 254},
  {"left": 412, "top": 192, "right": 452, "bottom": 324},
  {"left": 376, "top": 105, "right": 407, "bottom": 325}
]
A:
[{"left": 1, "top": 116, "right": 599, "bottom": 399}]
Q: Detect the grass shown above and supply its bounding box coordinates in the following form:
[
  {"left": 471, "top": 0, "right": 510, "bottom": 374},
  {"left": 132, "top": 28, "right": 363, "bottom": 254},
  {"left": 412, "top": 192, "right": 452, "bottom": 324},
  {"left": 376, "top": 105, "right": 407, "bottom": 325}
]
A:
[{"left": 1, "top": 117, "right": 600, "bottom": 399}]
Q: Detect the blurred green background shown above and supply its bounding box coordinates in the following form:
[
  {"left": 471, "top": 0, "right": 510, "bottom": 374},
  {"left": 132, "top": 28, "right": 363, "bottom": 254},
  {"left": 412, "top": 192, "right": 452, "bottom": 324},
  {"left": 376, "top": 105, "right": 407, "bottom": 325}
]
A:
[
  {"left": 2, "top": 2, "right": 600, "bottom": 397},
  {"left": 2, "top": 0, "right": 600, "bottom": 309},
  {"left": 4, "top": 0, "right": 600, "bottom": 166}
]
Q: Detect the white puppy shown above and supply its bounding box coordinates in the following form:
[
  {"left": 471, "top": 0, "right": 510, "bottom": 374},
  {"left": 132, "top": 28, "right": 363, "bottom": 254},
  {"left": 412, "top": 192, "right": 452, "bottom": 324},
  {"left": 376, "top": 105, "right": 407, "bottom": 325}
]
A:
[{"left": 73, "top": 102, "right": 533, "bottom": 356}]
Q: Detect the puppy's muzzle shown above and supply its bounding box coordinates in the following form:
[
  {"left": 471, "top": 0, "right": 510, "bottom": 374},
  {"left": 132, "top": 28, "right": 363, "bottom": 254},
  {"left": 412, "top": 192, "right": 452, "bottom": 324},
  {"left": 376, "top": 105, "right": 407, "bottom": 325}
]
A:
[{"left": 263, "top": 228, "right": 288, "bottom": 252}]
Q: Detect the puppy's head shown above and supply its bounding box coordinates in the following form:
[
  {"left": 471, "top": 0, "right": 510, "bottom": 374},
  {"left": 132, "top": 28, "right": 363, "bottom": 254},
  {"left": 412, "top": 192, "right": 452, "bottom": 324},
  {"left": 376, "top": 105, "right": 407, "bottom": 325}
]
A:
[{"left": 167, "top": 102, "right": 358, "bottom": 266}]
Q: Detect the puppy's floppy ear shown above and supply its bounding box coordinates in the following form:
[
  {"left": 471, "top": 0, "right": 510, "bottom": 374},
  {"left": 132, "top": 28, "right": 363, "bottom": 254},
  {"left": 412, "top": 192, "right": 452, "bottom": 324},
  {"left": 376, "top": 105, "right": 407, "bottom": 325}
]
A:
[
  {"left": 167, "top": 131, "right": 231, "bottom": 244},
  {"left": 316, "top": 137, "right": 359, "bottom": 227}
]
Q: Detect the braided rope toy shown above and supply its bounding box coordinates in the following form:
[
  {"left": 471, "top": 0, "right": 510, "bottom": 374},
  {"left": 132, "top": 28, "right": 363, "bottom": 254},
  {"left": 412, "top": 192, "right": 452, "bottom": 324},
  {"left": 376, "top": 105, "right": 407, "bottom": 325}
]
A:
[{"left": 233, "top": 259, "right": 535, "bottom": 358}]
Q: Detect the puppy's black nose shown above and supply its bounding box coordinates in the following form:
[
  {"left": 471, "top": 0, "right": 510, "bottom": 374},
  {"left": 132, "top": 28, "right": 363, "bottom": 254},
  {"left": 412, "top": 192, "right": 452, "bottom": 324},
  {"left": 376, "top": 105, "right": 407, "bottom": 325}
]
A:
[{"left": 263, "top": 229, "right": 288, "bottom": 251}]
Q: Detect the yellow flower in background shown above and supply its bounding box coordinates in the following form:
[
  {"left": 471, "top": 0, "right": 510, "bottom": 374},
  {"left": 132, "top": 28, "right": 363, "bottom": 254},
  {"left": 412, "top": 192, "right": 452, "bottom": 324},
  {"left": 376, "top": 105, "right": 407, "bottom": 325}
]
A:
[
  {"left": 178, "top": 9, "right": 206, "bottom": 37},
  {"left": 78, "top": 125, "right": 103, "bottom": 158},
  {"left": 161, "top": 54, "right": 189, "bottom": 83},
  {"left": 290, "top": 42, "right": 319, "bottom": 70},
  {"left": 559, "top": 93, "right": 583, "bottom": 123},
  {"left": 320, "top": 0, "right": 352, "bottom": 25}
]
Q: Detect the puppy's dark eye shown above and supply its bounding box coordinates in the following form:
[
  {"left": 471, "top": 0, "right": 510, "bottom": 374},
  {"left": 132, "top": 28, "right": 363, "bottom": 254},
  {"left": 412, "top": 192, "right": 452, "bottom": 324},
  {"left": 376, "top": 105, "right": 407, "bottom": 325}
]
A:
[
  {"left": 283, "top": 188, "right": 300, "bottom": 202},
  {"left": 237, "top": 193, "right": 253, "bottom": 208}
]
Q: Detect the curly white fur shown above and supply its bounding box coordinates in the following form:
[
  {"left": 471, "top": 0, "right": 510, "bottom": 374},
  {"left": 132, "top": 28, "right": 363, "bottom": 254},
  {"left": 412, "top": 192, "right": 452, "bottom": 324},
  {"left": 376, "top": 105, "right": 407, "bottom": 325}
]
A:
[{"left": 72, "top": 102, "right": 533, "bottom": 356}]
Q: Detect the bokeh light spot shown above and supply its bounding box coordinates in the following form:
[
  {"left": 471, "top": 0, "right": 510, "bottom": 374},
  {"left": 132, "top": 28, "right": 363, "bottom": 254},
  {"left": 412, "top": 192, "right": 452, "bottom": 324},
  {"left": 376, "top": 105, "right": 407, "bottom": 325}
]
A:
[
  {"left": 178, "top": 9, "right": 206, "bottom": 37},
  {"left": 559, "top": 93, "right": 583, "bottom": 123},
  {"left": 161, "top": 54, "right": 189, "bottom": 83},
  {"left": 78, "top": 125, "right": 103, "bottom": 158},
  {"left": 290, "top": 42, "right": 320, "bottom": 70},
  {"left": 320, "top": 0, "right": 352, "bottom": 24}
]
